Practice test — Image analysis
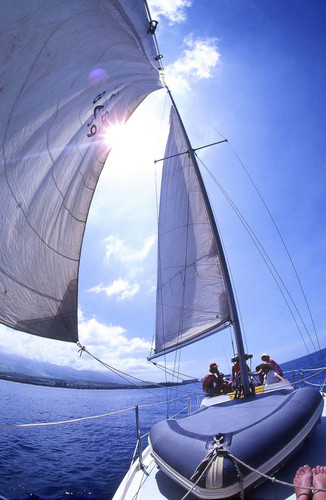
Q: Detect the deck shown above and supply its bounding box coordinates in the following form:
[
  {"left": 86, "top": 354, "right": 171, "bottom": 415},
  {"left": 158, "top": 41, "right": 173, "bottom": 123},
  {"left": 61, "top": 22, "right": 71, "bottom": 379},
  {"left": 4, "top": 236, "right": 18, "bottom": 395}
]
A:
[{"left": 114, "top": 392, "right": 326, "bottom": 500}]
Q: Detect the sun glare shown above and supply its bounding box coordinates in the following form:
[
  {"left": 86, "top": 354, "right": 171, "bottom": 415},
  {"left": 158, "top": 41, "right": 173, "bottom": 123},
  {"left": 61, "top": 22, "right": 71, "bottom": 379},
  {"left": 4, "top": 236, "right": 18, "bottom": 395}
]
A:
[{"left": 101, "top": 121, "right": 127, "bottom": 150}]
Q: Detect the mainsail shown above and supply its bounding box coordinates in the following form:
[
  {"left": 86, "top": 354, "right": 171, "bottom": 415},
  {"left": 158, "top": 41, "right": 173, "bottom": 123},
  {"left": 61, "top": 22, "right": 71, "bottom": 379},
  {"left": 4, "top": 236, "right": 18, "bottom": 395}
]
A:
[
  {"left": 151, "top": 106, "right": 231, "bottom": 359},
  {"left": 0, "top": 0, "right": 162, "bottom": 342}
]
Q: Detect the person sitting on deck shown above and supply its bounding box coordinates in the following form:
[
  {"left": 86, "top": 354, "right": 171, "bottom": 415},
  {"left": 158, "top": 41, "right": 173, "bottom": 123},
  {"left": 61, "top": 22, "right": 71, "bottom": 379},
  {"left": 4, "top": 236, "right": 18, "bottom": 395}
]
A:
[
  {"left": 231, "top": 355, "right": 250, "bottom": 390},
  {"left": 261, "top": 353, "right": 283, "bottom": 377},
  {"left": 217, "top": 372, "right": 233, "bottom": 394},
  {"left": 202, "top": 362, "right": 221, "bottom": 396},
  {"left": 251, "top": 365, "right": 264, "bottom": 386},
  {"left": 250, "top": 362, "right": 287, "bottom": 385},
  {"left": 294, "top": 464, "right": 326, "bottom": 500}
]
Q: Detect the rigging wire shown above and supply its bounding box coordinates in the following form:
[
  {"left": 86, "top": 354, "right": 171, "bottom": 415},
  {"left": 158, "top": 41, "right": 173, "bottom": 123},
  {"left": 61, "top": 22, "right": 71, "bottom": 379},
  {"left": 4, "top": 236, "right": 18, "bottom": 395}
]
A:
[
  {"left": 136, "top": 5, "right": 321, "bottom": 379},
  {"left": 195, "top": 153, "right": 317, "bottom": 358},
  {"left": 77, "top": 343, "right": 202, "bottom": 395},
  {"left": 209, "top": 126, "right": 322, "bottom": 360},
  {"left": 152, "top": 361, "right": 197, "bottom": 380},
  {"left": 228, "top": 138, "right": 321, "bottom": 348}
]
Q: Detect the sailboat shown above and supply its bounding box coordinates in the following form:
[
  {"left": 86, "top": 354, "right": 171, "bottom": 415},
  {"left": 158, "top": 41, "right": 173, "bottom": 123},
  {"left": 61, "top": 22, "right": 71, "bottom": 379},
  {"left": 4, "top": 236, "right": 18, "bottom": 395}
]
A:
[
  {"left": 1, "top": 0, "right": 325, "bottom": 499},
  {"left": 113, "top": 90, "right": 323, "bottom": 500}
]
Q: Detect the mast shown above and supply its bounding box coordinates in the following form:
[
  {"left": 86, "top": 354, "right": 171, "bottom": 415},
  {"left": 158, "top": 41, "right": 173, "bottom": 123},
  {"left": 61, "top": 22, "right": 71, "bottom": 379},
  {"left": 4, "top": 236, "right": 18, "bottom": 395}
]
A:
[{"left": 166, "top": 88, "right": 251, "bottom": 397}]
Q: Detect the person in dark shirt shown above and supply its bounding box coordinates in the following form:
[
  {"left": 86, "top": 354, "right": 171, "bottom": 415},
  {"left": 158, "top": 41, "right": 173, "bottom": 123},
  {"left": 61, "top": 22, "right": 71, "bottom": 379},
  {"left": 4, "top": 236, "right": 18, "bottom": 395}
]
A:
[
  {"left": 202, "top": 362, "right": 220, "bottom": 396},
  {"left": 261, "top": 353, "right": 283, "bottom": 376},
  {"left": 250, "top": 362, "right": 287, "bottom": 385}
]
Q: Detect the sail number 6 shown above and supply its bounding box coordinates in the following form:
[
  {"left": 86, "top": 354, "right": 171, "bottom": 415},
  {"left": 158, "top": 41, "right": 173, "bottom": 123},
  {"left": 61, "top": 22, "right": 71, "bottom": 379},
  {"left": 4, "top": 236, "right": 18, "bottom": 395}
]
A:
[{"left": 87, "top": 91, "right": 107, "bottom": 137}]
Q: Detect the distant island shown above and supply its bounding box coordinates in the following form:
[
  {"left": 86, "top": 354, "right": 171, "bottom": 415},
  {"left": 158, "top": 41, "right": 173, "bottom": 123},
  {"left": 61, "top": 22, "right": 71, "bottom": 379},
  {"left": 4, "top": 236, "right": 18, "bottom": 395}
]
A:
[
  {"left": 0, "top": 352, "right": 200, "bottom": 389},
  {"left": 0, "top": 370, "right": 200, "bottom": 390},
  {"left": 0, "top": 370, "right": 124, "bottom": 389}
]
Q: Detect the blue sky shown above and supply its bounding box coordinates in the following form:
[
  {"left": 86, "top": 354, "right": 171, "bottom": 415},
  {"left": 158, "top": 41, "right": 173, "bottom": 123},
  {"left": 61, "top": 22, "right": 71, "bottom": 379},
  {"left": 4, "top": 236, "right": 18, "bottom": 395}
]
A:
[{"left": 0, "top": 0, "right": 325, "bottom": 382}]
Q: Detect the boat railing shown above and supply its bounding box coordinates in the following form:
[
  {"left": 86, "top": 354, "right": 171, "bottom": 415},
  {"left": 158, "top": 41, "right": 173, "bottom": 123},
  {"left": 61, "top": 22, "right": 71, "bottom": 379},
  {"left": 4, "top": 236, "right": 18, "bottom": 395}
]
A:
[
  {"left": 133, "top": 393, "right": 202, "bottom": 469},
  {"left": 283, "top": 367, "right": 326, "bottom": 390}
]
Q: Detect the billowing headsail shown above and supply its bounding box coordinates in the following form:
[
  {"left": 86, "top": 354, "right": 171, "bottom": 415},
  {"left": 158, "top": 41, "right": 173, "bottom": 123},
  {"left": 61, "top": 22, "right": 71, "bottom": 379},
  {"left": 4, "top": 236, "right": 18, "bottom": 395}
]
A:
[
  {"left": 151, "top": 106, "right": 231, "bottom": 359},
  {"left": 0, "top": 0, "right": 162, "bottom": 342}
]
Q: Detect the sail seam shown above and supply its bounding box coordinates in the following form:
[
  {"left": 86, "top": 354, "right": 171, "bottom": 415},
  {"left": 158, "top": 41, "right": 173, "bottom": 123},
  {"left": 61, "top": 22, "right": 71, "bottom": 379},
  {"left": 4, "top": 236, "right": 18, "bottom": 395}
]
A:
[{"left": 0, "top": 264, "right": 62, "bottom": 303}]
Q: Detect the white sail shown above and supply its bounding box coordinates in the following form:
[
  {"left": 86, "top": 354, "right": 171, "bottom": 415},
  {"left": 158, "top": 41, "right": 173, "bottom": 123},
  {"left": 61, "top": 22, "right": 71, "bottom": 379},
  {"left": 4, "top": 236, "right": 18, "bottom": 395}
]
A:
[
  {"left": 0, "top": 0, "right": 162, "bottom": 342},
  {"left": 152, "top": 106, "right": 231, "bottom": 358}
]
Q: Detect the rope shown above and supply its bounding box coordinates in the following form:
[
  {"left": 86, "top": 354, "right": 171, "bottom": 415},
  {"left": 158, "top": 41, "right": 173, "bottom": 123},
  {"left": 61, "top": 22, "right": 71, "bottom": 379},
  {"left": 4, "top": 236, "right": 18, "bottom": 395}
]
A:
[
  {"left": 283, "top": 368, "right": 326, "bottom": 377},
  {"left": 179, "top": 435, "right": 245, "bottom": 500},
  {"left": 284, "top": 368, "right": 326, "bottom": 390},
  {"left": 301, "top": 369, "right": 326, "bottom": 382},
  {"left": 0, "top": 394, "right": 188, "bottom": 429},
  {"left": 181, "top": 435, "right": 326, "bottom": 500},
  {"left": 305, "top": 380, "right": 326, "bottom": 388},
  {"left": 171, "top": 404, "right": 189, "bottom": 418},
  {"left": 284, "top": 367, "right": 326, "bottom": 373},
  {"left": 224, "top": 447, "right": 326, "bottom": 495},
  {"left": 77, "top": 343, "right": 203, "bottom": 395},
  {"left": 179, "top": 445, "right": 219, "bottom": 500},
  {"left": 0, "top": 406, "right": 136, "bottom": 428},
  {"left": 152, "top": 361, "right": 197, "bottom": 381}
]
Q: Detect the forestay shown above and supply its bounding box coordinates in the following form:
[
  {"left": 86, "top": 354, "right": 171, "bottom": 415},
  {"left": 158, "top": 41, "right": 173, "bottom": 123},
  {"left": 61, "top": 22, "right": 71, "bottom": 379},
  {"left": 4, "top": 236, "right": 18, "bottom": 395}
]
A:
[
  {"left": 0, "top": 0, "right": 162, "bottom": 342},
  {"left": 151, "top": 106, "right": 231, "bottom": 359}
]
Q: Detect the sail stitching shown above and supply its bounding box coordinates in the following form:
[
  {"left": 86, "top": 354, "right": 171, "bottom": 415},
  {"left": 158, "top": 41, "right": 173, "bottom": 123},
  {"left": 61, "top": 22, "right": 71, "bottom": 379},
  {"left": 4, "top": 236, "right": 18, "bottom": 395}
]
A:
[{"left": 0, "top": 263, "right": 62, "bottom": 303}]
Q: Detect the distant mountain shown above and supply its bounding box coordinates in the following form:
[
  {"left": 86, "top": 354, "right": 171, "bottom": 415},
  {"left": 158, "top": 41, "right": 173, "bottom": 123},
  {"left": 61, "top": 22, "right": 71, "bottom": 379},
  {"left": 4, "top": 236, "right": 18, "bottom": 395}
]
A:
[{"left": 0, "top": 351, "right": 122, "bottom": 385}]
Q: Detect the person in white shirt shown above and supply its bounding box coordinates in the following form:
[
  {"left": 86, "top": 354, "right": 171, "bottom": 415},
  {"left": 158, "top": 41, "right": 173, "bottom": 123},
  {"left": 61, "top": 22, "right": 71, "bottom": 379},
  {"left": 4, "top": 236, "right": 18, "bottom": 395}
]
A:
[{"left": 250, "top": 362, "right": 287, "bottom": 385}]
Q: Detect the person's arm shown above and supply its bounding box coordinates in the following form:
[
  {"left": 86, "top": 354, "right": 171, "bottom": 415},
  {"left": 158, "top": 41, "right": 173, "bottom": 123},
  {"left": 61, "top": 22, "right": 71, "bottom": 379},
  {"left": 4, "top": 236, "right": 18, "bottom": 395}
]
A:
[{"left": 248, "top": 369, "right": 262, "bottom": 376}]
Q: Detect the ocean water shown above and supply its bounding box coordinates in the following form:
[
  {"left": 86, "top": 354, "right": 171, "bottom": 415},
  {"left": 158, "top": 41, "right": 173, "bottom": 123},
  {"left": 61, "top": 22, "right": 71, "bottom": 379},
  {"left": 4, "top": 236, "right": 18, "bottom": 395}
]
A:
[{"left": 0, "top": 348, "right": 325, "bottom": 500}]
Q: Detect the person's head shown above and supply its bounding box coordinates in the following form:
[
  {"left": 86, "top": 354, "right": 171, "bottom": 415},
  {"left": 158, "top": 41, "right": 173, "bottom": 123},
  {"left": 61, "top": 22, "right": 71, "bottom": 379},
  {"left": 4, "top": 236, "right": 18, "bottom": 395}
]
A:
[
  {"left": 261, "top": 353, "right": 270, "bottom": 362},
  {"left": 209, "top": 362, "right": 218, "bottom": 373}
]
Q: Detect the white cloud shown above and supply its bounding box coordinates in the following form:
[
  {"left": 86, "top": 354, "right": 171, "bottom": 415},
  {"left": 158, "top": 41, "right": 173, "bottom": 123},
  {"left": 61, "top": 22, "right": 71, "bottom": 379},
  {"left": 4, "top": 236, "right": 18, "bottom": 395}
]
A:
[
  {"left": 0, "top": 323, "right": 79, "bottom": 367},
  {"left": 88, "top": 279, "right": 140, "bottom": 301},
  {"left": 79, "top": 316, "right": 150, "bottom": 352},
  {"left": 72, "top": 315, "right": 154, "bottom": 379},
  {"left": 79, "top": 317, "right": 127, "bottom": 347},
  {"left": 0, "top": 313, "right": 154, "bottom": 378},
  {"left": 105, "top": 234, "right": 156, "bottom": 263},
  {"left": 166, "top": 35, "right": 221, "bottom": 92},
  {"left": 148, "top": 0, "right": 192, "bottom": 24},
  {"left": 104, "top": 234, "right": 123, "bottom": 260},
  {"left": 87, "top": 235, "right": 156, "bottom": 302}
]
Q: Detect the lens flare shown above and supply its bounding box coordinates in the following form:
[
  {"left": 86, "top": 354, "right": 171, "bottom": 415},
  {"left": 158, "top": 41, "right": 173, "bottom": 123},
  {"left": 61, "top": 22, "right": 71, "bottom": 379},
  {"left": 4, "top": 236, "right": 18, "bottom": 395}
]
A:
[
  {"left": 101, "top": 121, "right": 126, "bottom": 150},
  {"left": 88, "top": 68, "right": 108, "bottom": 86}
]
